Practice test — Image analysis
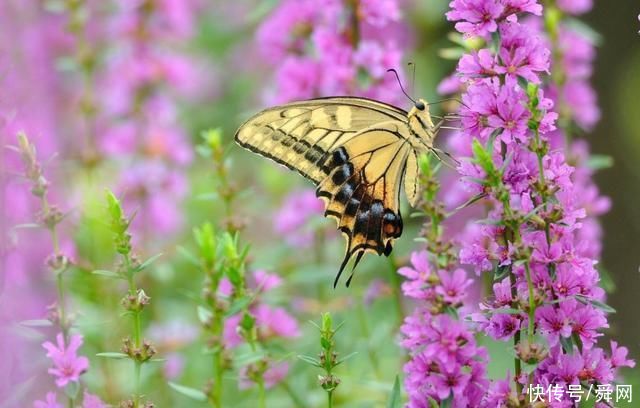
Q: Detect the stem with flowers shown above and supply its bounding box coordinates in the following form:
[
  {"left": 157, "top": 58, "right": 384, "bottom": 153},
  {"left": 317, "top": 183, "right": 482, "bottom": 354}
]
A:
[
  {"left": 102, "top": 190, "right": 157, "bottom": 407},
  {"left": 16, "top": 132, "right": 77, "bottom": 406},
  {"left": 434, "top": 0, "right": 636, "bottom": 405}
]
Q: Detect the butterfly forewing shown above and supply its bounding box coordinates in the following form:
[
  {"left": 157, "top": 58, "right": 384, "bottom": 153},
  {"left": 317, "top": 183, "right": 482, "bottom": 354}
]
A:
[{"left": 235, "top": 97, "right": 420, "bottom": 286}]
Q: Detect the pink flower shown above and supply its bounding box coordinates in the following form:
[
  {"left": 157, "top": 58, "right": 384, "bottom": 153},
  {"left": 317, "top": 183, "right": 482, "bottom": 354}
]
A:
[
  {"left": 446, "top": 0, "right": 505, "bottom": 38},
  {"left": 398, "top": 250, "right": 433, "bottom": 299},
  {"left": 435, "top": 268, "right": 473, "bottom": 304},
  {"left": 239, "top": 361, "right": 290, "bottom": 389},
  {"left": 609, "top": 341, "right": 635, "bottom": 369},
  {"left": 42, "top": 333, "right": 89, "bottom": 388},
  {"left": 82, "top": 391, "right": 108, "bottom": 408},
  {"left": 273, "top": 189, "right": 324, "bottom": 248},
  {"left": 34, "top": 392, "right": 62, "bottom": 408}
]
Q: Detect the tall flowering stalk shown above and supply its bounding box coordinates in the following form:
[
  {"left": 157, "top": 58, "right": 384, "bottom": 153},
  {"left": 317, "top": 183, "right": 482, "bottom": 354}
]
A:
[
  {"left": 14, "top": 133, "right": 107, "bottom": 407},
  {"left": 436, "top": 0, "right": 635, "bottom": 405},
  {"left": 99, "top": 191, "right": 159, "bottom": 407},
  {"left": 399, "top": 154, "right": 488, "bottom": 407},
  {"left": 299, "top": 313, "right": 353, "bottom": 408}
]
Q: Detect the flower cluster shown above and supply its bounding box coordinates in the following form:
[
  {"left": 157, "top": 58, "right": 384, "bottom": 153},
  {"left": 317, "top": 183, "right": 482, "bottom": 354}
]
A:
[
  {"left": 442, "top": 0, "right": 634, "bottom": 404},
  {"left": 98, "top": 0, "right": 204, "bottom": 238},
  {"left": 399, "top": 252, "right": 488, "bottom": 407},
  {"left": 256, "top": 0, "right": 409, "bottom": 106}
]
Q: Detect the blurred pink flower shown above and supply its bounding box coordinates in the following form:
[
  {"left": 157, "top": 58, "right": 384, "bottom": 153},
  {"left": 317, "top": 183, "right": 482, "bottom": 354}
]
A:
[
  {"left": 222, "top": 269, "right": 300, "bottom": 349},
  {"left": 273, "top": 189, "right": 324, "bottom": 248},
  {"left": 33, "top": 392, "right": 62, "bottom": 408},
  {"left": 239, "top": 361, "right": 290, "bottom": 390},
  {"left": 162, "top": 353, "right": 185, "bottom": 380},
  {"left": 42, "top": 333, "right": 89, "bottom": 388},
  {"left": 82, "top": 391, "right": 107, "bottom": 408}
]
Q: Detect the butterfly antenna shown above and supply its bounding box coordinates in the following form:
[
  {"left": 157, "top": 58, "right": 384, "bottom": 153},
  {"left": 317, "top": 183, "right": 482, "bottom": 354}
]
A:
[{"left": 387, "top": 68, "right": 416, "bottom": 105}]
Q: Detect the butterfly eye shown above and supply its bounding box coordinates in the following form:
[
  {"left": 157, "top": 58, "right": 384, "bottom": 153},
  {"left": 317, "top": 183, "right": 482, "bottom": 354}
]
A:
[{"left": 415, "top": 101, "right": 425, "bottom": 111}]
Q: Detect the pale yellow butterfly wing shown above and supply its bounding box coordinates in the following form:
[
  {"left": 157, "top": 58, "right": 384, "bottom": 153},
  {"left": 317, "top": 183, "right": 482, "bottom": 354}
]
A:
[{"left": 234, "top": 97, "right": 417, "bottom": 286}]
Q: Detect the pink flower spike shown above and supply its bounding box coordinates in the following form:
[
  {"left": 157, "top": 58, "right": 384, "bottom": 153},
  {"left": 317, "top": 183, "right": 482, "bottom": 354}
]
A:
[{"left": 42, "top": 333, "right": 89, "bottom": 388}]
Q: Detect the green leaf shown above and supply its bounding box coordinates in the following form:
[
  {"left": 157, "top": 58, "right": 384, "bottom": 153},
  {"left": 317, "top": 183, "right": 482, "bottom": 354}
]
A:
[
  {"left": 19, "top": 319, "right": 53, "bottom": 327},
  {"left": 234, "top": 350, "right": 266, "bottom": 366},
  {"left": 438, "top": 47, "right": 466, "bottom": 60},
  {"left": 471, "top": 138, "right": 494, "bottom": 173},
  {"left": 135, "top": 253, "right": 163, "bottom": 273},
  {"left": 575, "top": 295, "right": 616, "bottom": 313},
  {"left": 491, "top": 308, "right": 522, "bottom": 315},
  {"left": 564, "top": 17, "right": 603, "bottom": 45},
  {"left": 64, "top": 381, "right": 79, "bottom": 399},
  {"left": 321, "top": 312, "right": 333, "bottom": 332},
  {"left": 12, "top": 223, "right": 41, "bottom": 230},
  {"left": 560, "top": 336, "right": 575, "bottom": 354},
  {"left": 386, "top": 375, "right": 402, "bottom": 408},
  {"left": 586, "top": 154, "right": 613, "bottom": 170},
  {"left": 493, "top": 264, "right": 510, "bottom": 281},
  {"left": 225, "top": 296, "right": 252, "bottom": 317},
  {"left": 96, "top": 352, "right": 129, "bottom": 359},
  {"left": 168, "top": 382, "right": 208, "bottom": 402},
  {"left": 197, "top": 306, "right": 213, "bottom": 324},
  {"left": 454, "top": 193, "right": 487, "bottom": 211},
  {"left": 297, "top": 354, "right": 321, "bottom": 367},
  {"left": 336, "top": 351, "right": 358, "bottom": 366},
  {"left": 91, "top": 269, "right": 121, "bottom": 279}
]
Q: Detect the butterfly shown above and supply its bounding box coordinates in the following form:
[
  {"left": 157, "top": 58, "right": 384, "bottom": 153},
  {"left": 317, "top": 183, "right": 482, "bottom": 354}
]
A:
[{"left": 235, "top": 92, "right": 444, "bottom": 287}]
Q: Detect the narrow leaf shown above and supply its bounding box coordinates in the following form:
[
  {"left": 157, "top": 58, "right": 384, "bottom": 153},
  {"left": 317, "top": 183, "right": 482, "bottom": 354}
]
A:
[
  {"left": 168, "top": 382, "right": 208, "bottom": 402},
  {"left": 297, "top": 354, "right": 321, "bottom": 367},
  {"left": 336, "top": 351, "right": 358, "bottom": 366},
  {"left": 19, "top": 319, "right": 53, "bottom": 327},
  {"left": 386, "top": 375, "right": 402, "bottom": 408},
  {"left": 91, "top": 269, "right": 121, "bottom": 279},
  {"left": 135, "top": 253, "right": 163, "bottom": 272},
  {"left": 96, "top": 352, "right": 128, "bottom": 359}
]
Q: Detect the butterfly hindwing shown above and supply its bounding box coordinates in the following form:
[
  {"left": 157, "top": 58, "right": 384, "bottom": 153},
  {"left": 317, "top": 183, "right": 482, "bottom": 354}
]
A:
[{"left": 316, "top": 122, "right": 410, "bottom": 286}]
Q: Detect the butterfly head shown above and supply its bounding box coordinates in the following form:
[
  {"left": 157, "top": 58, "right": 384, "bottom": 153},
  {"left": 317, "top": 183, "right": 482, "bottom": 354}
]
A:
[
  {"left": 409, "top": 99, "right": 435, "bottom": 128},
  {"left": 407, "top": 98, "right": 437, "bottom": 150}
]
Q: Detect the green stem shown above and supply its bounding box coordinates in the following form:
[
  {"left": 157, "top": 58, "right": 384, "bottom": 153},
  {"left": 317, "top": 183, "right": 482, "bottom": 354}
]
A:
[
  {"left": 523, "top": 262, "right": 536, "bottom": 343},
  {"left": 257, "top": 376, "right": 266, "bottom": 408},
  {"left": 56, "top": 270, "right": 68, "bottom": 339},
  {"left": 212, "top": 347, "right": 223, "bottom": 407},
  {"left": 124, "top": 254, "right": 143, "bottom": 405},
  {"left": 134, "top": 361, "right": 141, "bottom": 407},
  {"left": 327, "top": 390, "right": 333, "bottom": 408}
]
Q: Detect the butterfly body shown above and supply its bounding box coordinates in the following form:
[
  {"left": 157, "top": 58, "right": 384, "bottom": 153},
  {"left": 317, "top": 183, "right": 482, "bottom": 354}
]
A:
[{"left": 235, "top": 96, "right": 439, "bottom": 286}]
